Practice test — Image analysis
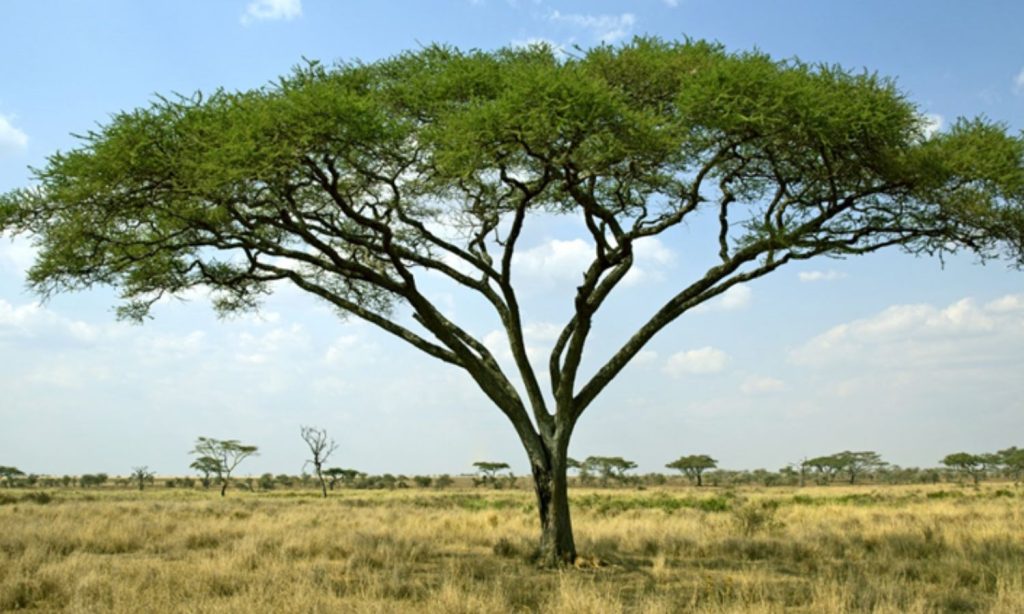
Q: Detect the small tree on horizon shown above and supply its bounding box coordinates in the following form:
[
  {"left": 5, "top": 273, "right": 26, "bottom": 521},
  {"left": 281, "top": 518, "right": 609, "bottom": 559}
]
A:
[
  {"left": 835, "top": 451, "right": 887, "bottom": 485},
  {"left": 0, "top": 466, "right": 25, "bottom": 488},
  {"left": 666, "top": 454, "right": 718, "bottom": 487},
  {"left": 472, "top": 461, "right": 516, "bottom": 489},
  {"left": 130, "top": 466, "right": 154, "bottom": 491},
  {"left": 300, "top": 426, "right": 339, "bottom": 498},
  {"left": 190, "top": 456, "right": 220, "bottom": 489},
  {"left": 190, "top": 437, "right": 258, "bottom": 496},
  {"left": 941, "top": 452, "right": 989, "bottom": 486},
  {"left": 996, "top": 446, "right": 1024, "bottom": 483},
  {"left": 582, "top": 456, "right": 637, "bottom": 487}
]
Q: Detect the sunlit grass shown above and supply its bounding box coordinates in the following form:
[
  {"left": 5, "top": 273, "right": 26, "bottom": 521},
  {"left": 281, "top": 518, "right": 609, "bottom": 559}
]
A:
[{"left": 1, "top": 483, "right": 1021, "bottom": 612}]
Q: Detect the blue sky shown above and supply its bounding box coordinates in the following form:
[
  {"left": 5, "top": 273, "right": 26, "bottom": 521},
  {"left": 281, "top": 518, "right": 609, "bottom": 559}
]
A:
[{"left": 1, "top": 0, "right": 1022, "bottom": 477}]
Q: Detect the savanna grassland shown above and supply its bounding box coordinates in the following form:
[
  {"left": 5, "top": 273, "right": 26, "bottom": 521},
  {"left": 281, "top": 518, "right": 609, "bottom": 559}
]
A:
[{"left": 1, "top": 484, "right": 1022, "bottom": 613}]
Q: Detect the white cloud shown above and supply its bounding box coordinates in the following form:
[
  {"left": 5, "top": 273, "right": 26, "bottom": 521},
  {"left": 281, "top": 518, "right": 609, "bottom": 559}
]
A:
[
  {"left": 235, "top": 323, "right": 308, "bottom": 364},
  {"left": 514, "top": 238, "right": 592, "bottom": 284},
  {"left": 0, "top": 114, "right": 28, "bottom": 156},
  {"left": 798, "top": 270, "right": 848, "bottom": 283},
  {"left": 483, "top": 321, "right": 562, "bottom": 363},
  {"left": 985, "top": 294, "right": 1024, "bottom": 313},
  {"left": 140, "top": 331, "right": 206, "bottom": 357},
  {"left": 662, "top": 346, "right": 728, "bottom": 376},
  {"left": 514, "top": 235, "right": 674, "bottom": 288},
  {"left": 0, "top": 299, "right": 100, "bottom": 342},
  {"left": 510, "top": 37, "right": 566, "bottom": 56},
  {"left": 1014, "top": 67, "right": 1024, "bottom": 95},
  {"left": 323, "top": 333, "right": 379, "bottom": 367},
  {"left": 790, "top": 295, "right": 1024, "bottom": 367},
  {"left": 741, "top": 375, "right": 785, "bottom": 394},
  {"left": 623, "top": 236, "right": 675, "bottom": 286},
  {"left": 720, "top": 285, "right": 752, "bottom": 310},
  {"left": 523, "top": 321, "right": 561, "bottom": 343},
  {"left": 633, "top": 349, "right": 658, "bottom": 366},
  {"left": 921, "top": 113, "right": 944, "bottom": 139},
  {"left": 548, "top": 10, "right": 636, "bottom": 43},
  {"left": 0, "top": 238, "right": 37, "bottom": 276},
  {"left": 241, "top": 0, "right": 302, "bottom": 25},
  {"left": 693, "top": 284, "right": 752, "bottom": 313}
]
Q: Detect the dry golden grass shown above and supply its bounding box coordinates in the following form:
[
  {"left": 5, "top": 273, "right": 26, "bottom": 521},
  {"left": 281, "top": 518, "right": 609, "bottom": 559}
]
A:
[{"left": 1, "top": 484, "right": 1021, "bottom": 612}]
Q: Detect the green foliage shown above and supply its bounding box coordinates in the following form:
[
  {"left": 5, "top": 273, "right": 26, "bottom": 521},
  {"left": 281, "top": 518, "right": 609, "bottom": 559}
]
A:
[
  {"left": 0, "top": 466, "right": 25, "bottom": 487},
  {"left": 189, "top": 437, "right": 258, "bottom": 496},
  {"left": 666, "top": 454, "right": 718, "bottom": 486},
  {"left": 130, "top": 466, "right": 154, "bottom": 491},
  {"left": 940, "top": 452, "right": 991, "bottom": 485},
  {"left": 472, "top": 461, "right": 515, "bottom": 489},
  {"left": 79, "top": 473, "right": 108, "bottom": 488},
  {"left": 804, "top": 451, "right": 886, "bottom": 485},
  {"left": 2, "top": 36, "right": 1022, "bottom": 563},
  {"left": 581, "top": 456, "right": 637, "bottom": 487}
]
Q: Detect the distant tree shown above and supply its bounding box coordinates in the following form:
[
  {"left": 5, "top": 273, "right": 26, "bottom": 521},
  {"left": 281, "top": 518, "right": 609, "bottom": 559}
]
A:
[
  {"left": 996, "top": 446, "right": 1024, "bottom": 483},
  {"left": 300, "top": 426, "right": 338, "bottom": 498},
  {"left": 472, "top": 461, "right": 515, "bottom": 489},
  {"left": 941, "top": 452, "right": 988, "bottom": 485},
  {"left": 666, "top": 454, "right": 718, "bottom": 487},
  {"left": 0, "top": 466, "right": 25, "bottom": 487},
  {"left": 79, "top": 473, "right": 109, "bottom": 488},
  {"left": 567, "top": 457, "right": 593, "bottom": 486},
  {"left": 130, "top": 466, "right": 154, "bottom": 491},
  {"left": 834, "top": 451, "right": 886, "bottom": 485},
  {"left": 805, "top": 451, "right": 885, "bottom": 485},
  {"left": 190, "top": 456, "right": 220, "bottom": 489},
  {"left": 583, "top": 456, "right": 638, "bottom": 487},
  {"left": 804, "top": 455, "right": 843, "bottom": 484},
  {"left": 434, "top": 474, "right": 454, "bottom": 489},
  {"left": 322, "top": 467, "right": 363, "bottom": 490},
  {"left": 189, "top": 437, "right": 258, "bottom": 496},
  {"left": 258, "top": 473, "right": 276, "bottom": 490}
]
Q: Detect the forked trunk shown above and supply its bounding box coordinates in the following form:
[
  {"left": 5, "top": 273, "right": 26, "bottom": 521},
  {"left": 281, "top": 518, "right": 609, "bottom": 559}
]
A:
[{"left": 531, "top": 439, "right": 576, "bottom": 566}]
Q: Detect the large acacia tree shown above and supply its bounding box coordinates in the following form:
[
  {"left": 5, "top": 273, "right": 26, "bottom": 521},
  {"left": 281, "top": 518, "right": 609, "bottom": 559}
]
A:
[{"left": 2, "top": 39, "right": 1022, "bottom": 565}]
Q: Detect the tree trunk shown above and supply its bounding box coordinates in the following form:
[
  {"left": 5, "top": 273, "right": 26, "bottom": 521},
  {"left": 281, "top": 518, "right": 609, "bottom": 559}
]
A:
[
  {"left": 530, "top": 437, "right": 576, "bottom": 566},
  {"left": 696, "top": 472, "right": 703, "bottom": 487},
  {"left": 220, "top": 480, "right": 227, "bottom": 497}
]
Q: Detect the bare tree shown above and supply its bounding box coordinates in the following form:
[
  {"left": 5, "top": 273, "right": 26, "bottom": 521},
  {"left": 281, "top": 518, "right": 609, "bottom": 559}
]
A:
[{"left": 301, "top": 426, "right": 338, "bottom": 497}]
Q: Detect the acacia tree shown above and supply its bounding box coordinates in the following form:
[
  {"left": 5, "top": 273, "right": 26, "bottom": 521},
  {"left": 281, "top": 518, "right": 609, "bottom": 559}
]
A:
[
  {"left": 582, "top": 456, "right": 637, "bottom": 486},
  {"left": 833, "top": 450, "right": 886, "bottom": 485},
  {"left": 130, "top": 466, "right": 154, "bottom": 491},
  {"left": 190, "top": 456, "right": 220, "bottom": 489},
  {"left": 996, "top": 446, "right": 1024, "bottom": 483},
  {"left": 2, "top": 39, "right": 1022, "bottom": 565},
  {"left": 190, "top": 437, "right": 258, "bottom": 496},
  {"left": 0, "top": 466, "right": 25, "bottom": 487},
  {"left": 301, "top": 426, "right": 338, "bottom": 498},
  {"left": 472, "top": 461, "right": 515, "bottom": 489},
  {"left": 666, "top": 454, "right": 718, "bottom": 487},
  {"left": 941, "top": 452, "right": 989, "bottom": 485}
]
